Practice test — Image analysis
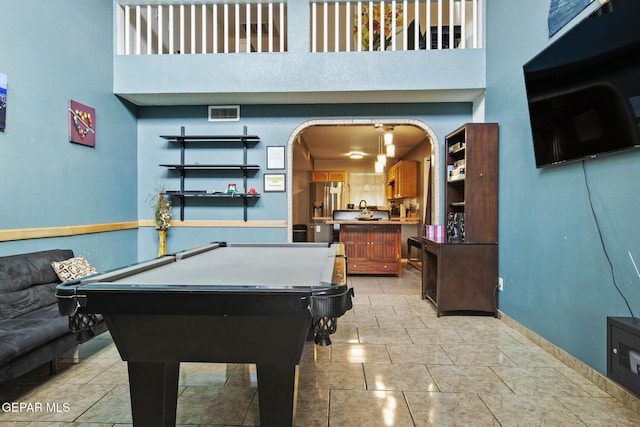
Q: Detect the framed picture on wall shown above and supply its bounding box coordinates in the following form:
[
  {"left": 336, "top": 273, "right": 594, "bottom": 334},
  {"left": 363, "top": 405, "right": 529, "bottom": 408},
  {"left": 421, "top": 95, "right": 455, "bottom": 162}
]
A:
[
  {"left": 266, "top": 146, "right": 285, "bottom": 169},
  {"left": 68, "top": 99, "right": 96, "bottom": 147},
  {"left": 263, "top": 173, "right": 286, "bottom": 192}
]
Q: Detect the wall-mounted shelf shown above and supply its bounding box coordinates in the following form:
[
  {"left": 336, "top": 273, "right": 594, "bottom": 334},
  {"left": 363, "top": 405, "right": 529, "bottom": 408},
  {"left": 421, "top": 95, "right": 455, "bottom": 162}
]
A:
[{"left": 159, "top": 126, "right": 261, "bottom": 221}]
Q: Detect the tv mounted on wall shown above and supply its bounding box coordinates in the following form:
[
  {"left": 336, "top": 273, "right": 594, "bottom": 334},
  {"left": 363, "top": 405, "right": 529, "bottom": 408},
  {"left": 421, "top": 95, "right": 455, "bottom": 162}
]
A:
[{"left": 523, "top": 0, "right": 640, "bottom": 168}]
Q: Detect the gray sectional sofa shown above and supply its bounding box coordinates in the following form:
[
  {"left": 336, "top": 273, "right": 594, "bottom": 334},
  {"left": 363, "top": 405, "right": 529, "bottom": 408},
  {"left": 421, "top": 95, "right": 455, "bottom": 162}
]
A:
[{"left": 0, "top": 249, "right": 106, "bottom": 384}]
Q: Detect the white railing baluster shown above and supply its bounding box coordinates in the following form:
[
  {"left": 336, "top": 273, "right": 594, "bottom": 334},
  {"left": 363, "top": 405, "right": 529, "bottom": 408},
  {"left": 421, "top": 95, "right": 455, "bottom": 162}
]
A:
[
  {"left": 426, "top": 0, "right": 431, "bottom": 49},
  {"left": 323, "top": 2, "right": 328, "bottom": 52},
  {"left": 437, "top": 0, "right": 442, "bottom": 49},
  {"left": 146, "top": 6, "right": 152, "bottom": 55},
  {"left": 257, "top": 4, "right": 262, "bottom": 53},
  {"left": 158, "top": 5, "right": 163, "bottom": 54},
  {"left": 357, "top": 1, "right": 362, "bottom": 51},
  {"left": 449, "top": 0, "right": 454, "bottom": 49},
  {"left": 179, "top": 5, "right": 185, "bottom": 54},
  {"left": 223, "top": 4, "right": 229, "bottom": 53},
  {"left": 246, "top": 4, "right": 251, "bottom": 53},
  {"left": 124, "top": 6, "right": 131, "bottom": 55},
  {"left": 135, "top": 5, "right": 141, "bottom": 55},
  {"left": 235, "top": 4, "right": 241, "bottom": 53},
  {"left": 368, "top": 1, "right": 373, "bottom": 51},
  {"left": 345, "top": 2, "right": 351, "bottom": 52},
  {"left": 460, "top": 0, "right": 466, "bottom": 49},
  {"left": 202, "top": 4, "right": 207, "bottom": 53},
  {"left": 269, "top": 3, "right": 274, "bottom": 53},
  {"left": 391, "top": 0, "right": 397, "bottom": 51},
  {"left": 190, "top": 5, "right": 196, "bottom": 54},
  {"left": 335, "top": 2, "right": 339, "bottom": 53},
  {"left": 473, "top": 0, "right": 478, "bottom": 48},
  {"left": 280, "top": 2, "right": 285, "bottom": 52},
  {"left": 169, "top": 5, "right": 174, "bottom": 54},
  {"left": 311, "top": 2, "right": 317, "bottom": 52},
  {"left": 380, "top": 1, "right": 385, "bottom": 51},
  {"left": 412, "top": 0, "right": 420, "bottom": 50},
  {"left": 212, "top": 4, "right": 218, "bottom": 54}
]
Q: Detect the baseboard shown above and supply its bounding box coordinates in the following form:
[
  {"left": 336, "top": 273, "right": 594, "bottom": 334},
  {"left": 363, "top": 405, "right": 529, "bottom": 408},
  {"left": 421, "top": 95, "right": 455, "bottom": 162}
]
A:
[{"left": 499, "top": 310, "right": 640, "bottom": 414}]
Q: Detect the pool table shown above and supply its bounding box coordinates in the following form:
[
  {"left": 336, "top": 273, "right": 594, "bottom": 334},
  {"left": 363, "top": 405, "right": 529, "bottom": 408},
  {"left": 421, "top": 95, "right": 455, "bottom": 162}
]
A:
[{"left": 56, "top": 242, "right": 352, "bottom": 427}]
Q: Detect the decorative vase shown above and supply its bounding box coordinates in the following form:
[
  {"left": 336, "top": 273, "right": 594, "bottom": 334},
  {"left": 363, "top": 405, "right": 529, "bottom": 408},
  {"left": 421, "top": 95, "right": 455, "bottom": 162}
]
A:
[{"left": 157, "top": 228, "right": 167, "bottom": 257}]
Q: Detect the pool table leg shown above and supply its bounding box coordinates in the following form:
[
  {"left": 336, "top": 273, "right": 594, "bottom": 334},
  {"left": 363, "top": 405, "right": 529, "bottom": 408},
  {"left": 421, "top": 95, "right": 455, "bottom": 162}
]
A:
[
  {"left": 127, "top": 361, "right": 180, "bottom": 427},
  {"left": 256, "top": 363, "right": 299, "bottom": 427}
]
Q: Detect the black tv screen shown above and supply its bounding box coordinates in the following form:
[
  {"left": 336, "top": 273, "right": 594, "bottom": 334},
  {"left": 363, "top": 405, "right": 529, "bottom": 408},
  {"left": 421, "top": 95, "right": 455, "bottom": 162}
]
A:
[{"left": 523, "top": 0, "right": 640, "bottom": 168}]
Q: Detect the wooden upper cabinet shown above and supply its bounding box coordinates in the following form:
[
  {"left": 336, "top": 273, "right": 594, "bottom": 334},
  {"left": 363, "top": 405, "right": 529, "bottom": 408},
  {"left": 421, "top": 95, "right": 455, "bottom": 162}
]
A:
[
  {"left": 312, "top": 170, "right": 346, "bottom": 182},
  {"left": 386, "top": 160, "right": 417, "bottom": 199}
]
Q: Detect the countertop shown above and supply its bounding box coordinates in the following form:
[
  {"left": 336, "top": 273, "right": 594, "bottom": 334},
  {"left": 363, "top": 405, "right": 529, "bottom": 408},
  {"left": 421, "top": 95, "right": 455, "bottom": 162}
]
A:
[{"left": 325, "top": 218, "right": 419, "bottom": 225}]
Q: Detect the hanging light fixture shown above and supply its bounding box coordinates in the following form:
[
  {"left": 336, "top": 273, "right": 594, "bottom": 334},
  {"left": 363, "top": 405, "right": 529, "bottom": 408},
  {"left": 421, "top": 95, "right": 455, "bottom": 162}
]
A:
[
  {"left": 374, "top": 160, "right": 384, "bottom": 173},
  {"left": 384, "top": 130, "right": 395, "bottom": 157},
  {"left": 377, "top": 135, "right": 386, "bottom": 166},
  {"left": 386, "top": 143, "right": 396, "bottom": 157},
  {"left": 374, "top": 135, "right": 385, "bottom": 173}
]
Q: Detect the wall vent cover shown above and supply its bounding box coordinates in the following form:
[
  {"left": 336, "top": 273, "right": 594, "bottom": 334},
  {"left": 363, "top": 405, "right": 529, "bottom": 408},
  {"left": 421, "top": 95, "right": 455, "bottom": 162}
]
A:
[{"left": 208, "top": 105, "right": 240, "bottom": 122}]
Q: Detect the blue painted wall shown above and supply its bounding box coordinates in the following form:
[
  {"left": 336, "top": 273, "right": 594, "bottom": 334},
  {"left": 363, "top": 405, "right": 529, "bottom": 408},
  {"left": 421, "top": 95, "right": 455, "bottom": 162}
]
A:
[
  {"left": 485, "top": 1, "right": 640, "bottom": 373},
  {"left": 0, "top": 1, "right": 139, "bottom": 270},
  {"left": 136, "top": 103, "right": 471, "bottom": 259},
  {"left": 3, "top": 0, "right": 638, "bottom": 378}
]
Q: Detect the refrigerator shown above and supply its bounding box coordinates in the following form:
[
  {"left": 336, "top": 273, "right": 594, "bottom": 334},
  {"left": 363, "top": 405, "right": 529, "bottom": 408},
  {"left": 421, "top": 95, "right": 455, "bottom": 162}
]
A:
[{"left": 311, "top": 182, "right": 344, "bottom": 242}]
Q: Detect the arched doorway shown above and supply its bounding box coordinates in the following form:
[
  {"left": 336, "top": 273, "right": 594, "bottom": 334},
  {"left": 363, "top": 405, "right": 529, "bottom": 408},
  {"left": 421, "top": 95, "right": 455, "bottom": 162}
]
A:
[{"left": 284, "top": 118, "right": 442, "bottom": 242}]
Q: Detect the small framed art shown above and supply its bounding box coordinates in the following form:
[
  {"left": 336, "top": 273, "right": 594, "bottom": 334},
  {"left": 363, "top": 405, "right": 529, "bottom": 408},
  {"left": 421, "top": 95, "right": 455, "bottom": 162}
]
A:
[
  {"left": 68, "top": 100, "right": 95, "bottom": 147},
  {"left": 263, "top": 173, "right": 286, "bottom": 192},
  {"left": 266, "top": 146, "right": 285, "bottom": 169}
]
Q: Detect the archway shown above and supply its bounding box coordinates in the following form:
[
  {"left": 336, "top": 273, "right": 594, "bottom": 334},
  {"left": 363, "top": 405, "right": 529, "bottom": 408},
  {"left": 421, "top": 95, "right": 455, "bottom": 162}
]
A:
[{"left": 284, "top": 118, "right": 442, "bottom": 241}]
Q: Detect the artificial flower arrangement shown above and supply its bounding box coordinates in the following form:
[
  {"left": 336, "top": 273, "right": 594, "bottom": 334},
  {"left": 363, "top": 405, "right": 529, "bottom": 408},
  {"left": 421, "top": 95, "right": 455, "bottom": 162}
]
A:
[
  {"left": 356, "top": 4, "right": 404, "bottom": 51},
  {"left": 148, "top": 185, "right": 172, "bottom": 230}
]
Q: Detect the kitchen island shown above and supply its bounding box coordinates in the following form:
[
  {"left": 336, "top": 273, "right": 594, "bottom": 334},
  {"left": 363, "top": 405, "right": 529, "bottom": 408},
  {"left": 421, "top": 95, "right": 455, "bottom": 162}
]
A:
[{"left": 327, "top": 210, "right": 418, "bottom": 277}]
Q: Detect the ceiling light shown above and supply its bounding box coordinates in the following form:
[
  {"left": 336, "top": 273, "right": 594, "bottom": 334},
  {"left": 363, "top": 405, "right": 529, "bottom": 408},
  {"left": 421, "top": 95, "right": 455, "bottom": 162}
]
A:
[
  {"left": 374, "top": 161, "right": 384, "bottom": 173},
  {"left": 384, "top": 132, "right": 393, "bottom": 145},
  {"left": 386, "top": 144, "right": 396, "bottom": 157},
  {"left": 349, "top": 152, "right": 365, "bottom": 159}
]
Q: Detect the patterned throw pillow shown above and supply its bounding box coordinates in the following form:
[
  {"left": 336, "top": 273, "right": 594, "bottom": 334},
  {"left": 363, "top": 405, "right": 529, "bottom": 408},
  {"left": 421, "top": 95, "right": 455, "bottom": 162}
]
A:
[{"left": 51, "top": 256, "right": 98, "bottom": 282}]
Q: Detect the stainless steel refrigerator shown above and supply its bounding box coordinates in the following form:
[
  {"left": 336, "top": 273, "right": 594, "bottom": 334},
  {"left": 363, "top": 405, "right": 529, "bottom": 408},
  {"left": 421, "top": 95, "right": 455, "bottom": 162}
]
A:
[{"left": 311, "top": 182, "right": 343, "bottom": 242}]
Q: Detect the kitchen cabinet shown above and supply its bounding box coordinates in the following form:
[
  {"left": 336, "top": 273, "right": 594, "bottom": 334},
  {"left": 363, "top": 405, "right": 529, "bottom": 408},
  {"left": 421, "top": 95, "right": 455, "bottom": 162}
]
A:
[
  {"left": 386, "top": 160, "right": 417, "bottom": 199},
  {"left": 311, "top": 170, "right": 346, "bottom": 182},
  {"left": 339, "top": 223, "right": 401, "bottom": 276}
]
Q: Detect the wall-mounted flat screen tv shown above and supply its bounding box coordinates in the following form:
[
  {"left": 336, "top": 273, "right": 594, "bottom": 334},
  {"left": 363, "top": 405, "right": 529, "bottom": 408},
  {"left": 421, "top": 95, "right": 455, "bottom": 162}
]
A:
[{"left": 523, "top": 0, "right": 640, "bottom": 168}]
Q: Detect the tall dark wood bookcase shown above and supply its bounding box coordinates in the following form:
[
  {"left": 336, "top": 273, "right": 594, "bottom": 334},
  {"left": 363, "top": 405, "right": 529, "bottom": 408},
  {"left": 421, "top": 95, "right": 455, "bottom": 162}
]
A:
[{"left": 422, "top": 123, "right": 499, "bottom": 316}]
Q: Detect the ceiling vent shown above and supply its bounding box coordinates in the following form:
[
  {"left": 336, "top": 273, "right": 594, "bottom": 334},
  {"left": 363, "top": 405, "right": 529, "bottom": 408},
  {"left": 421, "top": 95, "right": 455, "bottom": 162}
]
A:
[{"left": 208, "top": 105, "right": 240, "bottom": 122}]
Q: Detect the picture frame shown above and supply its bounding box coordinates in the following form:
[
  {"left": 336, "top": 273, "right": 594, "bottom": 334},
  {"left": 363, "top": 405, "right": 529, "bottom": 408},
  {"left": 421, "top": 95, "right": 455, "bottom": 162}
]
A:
[
  {"left": 263, "top": 173, "right": 286, "bottom": 192},
  {"left": 266, "top": 145, "right": 285, "bottom": 169},
  {"left": 68, "top": 99, "right": 96, "bottom": 147}
]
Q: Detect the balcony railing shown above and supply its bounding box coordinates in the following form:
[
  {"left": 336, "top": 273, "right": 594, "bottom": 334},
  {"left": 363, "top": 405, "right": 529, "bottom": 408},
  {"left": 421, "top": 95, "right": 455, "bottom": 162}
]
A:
[
  {"left": 116, "top": 1, "right": 480, "bottom": 55},
  {"left": 116, "top": 2, "right": 287, "bottom": 54},
  {"left": 311, "top": 0, "right": 481, "bottom": 52}
]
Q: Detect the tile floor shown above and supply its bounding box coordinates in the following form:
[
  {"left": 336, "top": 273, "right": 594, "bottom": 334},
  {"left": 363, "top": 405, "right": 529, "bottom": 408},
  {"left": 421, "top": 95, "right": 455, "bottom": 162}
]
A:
[{"left": 2, "top": 267, "right": 640, "bottom": 426}]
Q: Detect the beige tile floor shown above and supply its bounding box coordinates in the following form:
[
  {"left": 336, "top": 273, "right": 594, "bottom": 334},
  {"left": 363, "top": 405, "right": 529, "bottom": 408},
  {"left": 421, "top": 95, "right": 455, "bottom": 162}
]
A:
[{"left": 2, "top": 267, "right": 640, "bottom": 426}]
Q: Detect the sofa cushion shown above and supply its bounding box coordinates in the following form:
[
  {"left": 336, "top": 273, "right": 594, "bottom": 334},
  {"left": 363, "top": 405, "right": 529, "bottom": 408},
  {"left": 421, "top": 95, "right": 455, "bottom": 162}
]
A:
[
  {"left": 0, "top": 250, "right": 74, "bottom": 320},
  {"left": 51, "top": 256, "right": 98, "bottom": 282},
  {"left": 0, "top": 304, "right": 70, "bottom": 365}
]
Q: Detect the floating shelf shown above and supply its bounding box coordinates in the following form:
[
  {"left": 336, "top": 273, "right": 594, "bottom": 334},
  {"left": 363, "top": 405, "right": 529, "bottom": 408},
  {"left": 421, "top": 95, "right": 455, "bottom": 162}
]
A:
[{"left": 159, "top": 126, "right": 261, "bottom": 221}]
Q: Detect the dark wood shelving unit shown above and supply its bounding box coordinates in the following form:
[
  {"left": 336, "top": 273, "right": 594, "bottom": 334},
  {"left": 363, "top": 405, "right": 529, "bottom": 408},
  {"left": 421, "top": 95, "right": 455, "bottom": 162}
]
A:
[
  {"left": 159, "top": 126, "right": 261, "bottom": 221},
  {"left": 422, "top": 123, "right": 499, "bottom": 316}
]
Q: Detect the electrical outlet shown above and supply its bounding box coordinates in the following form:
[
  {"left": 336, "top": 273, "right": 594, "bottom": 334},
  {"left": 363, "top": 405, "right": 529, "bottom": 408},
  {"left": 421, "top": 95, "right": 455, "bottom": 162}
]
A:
[{"left": 498, "top": 277, "right": 504, "bottom": 291}]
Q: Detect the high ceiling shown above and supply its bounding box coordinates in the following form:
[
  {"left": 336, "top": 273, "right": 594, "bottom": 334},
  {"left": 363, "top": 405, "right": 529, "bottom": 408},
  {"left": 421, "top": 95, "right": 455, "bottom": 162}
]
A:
[{"left": 298, "top": 124, "right": 429, "bottom": 165}]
